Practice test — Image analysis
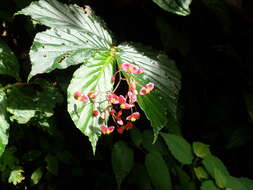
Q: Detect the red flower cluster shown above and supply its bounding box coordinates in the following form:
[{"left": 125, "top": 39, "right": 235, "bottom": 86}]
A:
[{"left": 73, "top": 62, "right": 154, "bottom": 135}]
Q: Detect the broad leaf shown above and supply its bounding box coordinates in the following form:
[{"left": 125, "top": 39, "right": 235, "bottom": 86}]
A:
[
  {"left": 152, "top": 0, "right": 192, "bottom": 16},
  {"left": 161, "top": 133, "right": 193, "bottom": 165},
  {"left": 17, "top": 0, "right": 112, "bottom": 78},
  {"left": 28, "top": 28, "right": 110, "bottom": 78},
  {"left": 116, "top": 44, "right": 181, "bottom": 141},
  {"left": 0, "top": 39, "right": 19, "bottom": 80},
  {"left": 129, "top": 128, "right": 142, "bottom": 148},
  {"left": 145, "top": 151, "right": 172, "bottom": 190},
  {"left": 239, "top": 178, "right": 253, "bottom": 190},
  {"left": 67, "top": 50, "right": 115, "bottom": 153},
  {"left": 226, "top": 176, "right": 248, "bottom": 190},
  {"left": 0, "top": 91, "right": 9, "bottom": 157},
  {"left": 201, "top": 180, "right": 219, "bottom": 190},
  {"left": 16, "top": 0, "right": 112, "bottom": 43},
  {"left": 112, "top": 141, "right": 134, "bottom": 188},
  {"left": 45, "top": 154, "right": 58, "bottom": 175}
]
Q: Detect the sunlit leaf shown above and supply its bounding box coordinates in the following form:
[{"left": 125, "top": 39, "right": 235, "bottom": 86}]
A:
[
  {"left": 0, "top": 39, "right": 19, "bottom": 80},
  {"left": 31, "top": 167, "right": 43, "bottom": 185},
  {"left": 116, "top": 44, "right": 181, "bottom": 141},
  {"left": 8, "top": 168, "right": 25, "bottom": 185},
  {"left": 67, "top": 50, "right": 115, "bottom": 153},
  {"left": 152, "top": 0, "right": 192, "bottom": 16},
  {"left": 0, "top": 91, "right": 9, "bottom": 158},
  {"left": 193, "top": 142, "right": 211, "bottom": 158}
]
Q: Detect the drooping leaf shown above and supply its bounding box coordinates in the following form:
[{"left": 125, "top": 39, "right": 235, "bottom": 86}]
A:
[
  {"left": 0, "top": 91, "right": 9, "bottom": 158},
  {"left": 112, "top": 141, "right": 134, "bottom": 188},
  {"left": 175, "top": 166, "right": 197, "bottom": 190},
  {"left": 67, "top": 50, "right": 115, "bottom": 153},
  {"left": 116, "top": 44, "right": 181, "bottom": 141},
  {"left": 152, "top": 0, "right": 192, "bottom": 16},
  {"left": 214, "top": 168, "right": 227, "bottom": 188},
  {"left": 129, "top": 128, "right": 142, "bottom": 148},
  {"left": 16, "top": 0, "right": 113, "bottom": 79},
  {"left": 161, "top": 133, "right": 193, "bottom": 165},
  {"left": 0, "top": 39, "right": 19, "bottom": 80},
  {"left": 145, "top": 151, "right": 172, "bottom": 190},
  {"left": 31, "top": 167, "right": 43, "bottom": 185},
  {"left": 193, "top": 142, "right": 211, "bottom": 158},
  {"left": 201, "top": 180, "right": 219, "bottom": 190}
]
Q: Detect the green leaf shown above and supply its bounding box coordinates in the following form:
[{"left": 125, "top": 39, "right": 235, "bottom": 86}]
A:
[
  {"left": 116, "top": 44, "right": 181, "bottom": 141},
  {"left": 201, "top": 180, "right": 219, "bottom": 190},
  {"left": 0, "top": 91, "right": 9, "bottom": 158},
  {"left": 145, "top": 151, "right": 172, "bottom": 190},
  {"left": 28, "top": 28, "right": 109, "bottom": 79},
  {"left": 202, "top": 155, "right": 229, "bottom": 178},
  {"left": 214, "top": 168, "right": 227, "bottom": 188},
  {"left": 17, "top": 0, "right": 112, "bottom": 43},
  {"left": 6, "top": 80, "right": 62, "bottom": 124},
  {"left": 45, "top": 154, "right": 58, "bottom": 175},
  {"left": 0, "top": 146, "right": 19, "bottom": 171},
  {"left": 193, "top": 142, "right": 211, "bottom": 158},
  {"left": 17, "top": 0, "right": 112, "bottom": 79},
  {"left": 130, "top": 128, "right": 142, "bottom": 148},
  {"left": 161, "top": 133, "right": 193, "bottom": 164},
  {"left": 194, "top": 167, "right": 209, "bottom": 181},
  {"left": 175, "top": 166, "right": 197, "bottom": 190},
  {"left": 31, "top": 167, "right": 43, "bottom": 185},
  {"left": 67, "top": 50, "right": 115, "bottom": 153},
  {"left": 152, "top": 0, "right": 192, "bottom": 16},
  {"left": 112, "top": 141, "right": 134, "bottom": 188},
  {"left": 226, "top": 176, "right": 248, "bottom": 190},
  {"left": 239, "top": 178, "right": 253, "bottom": 190},
  {"left": 8, "top": 168, "right": 25, "bottom": 185},
  {"left": 0, "top": 39, "right": 19, "bottom": 80}
]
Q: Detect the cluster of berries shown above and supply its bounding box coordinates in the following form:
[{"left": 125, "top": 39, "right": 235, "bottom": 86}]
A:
[{"left": 74, "top": 63, "right": 154, "bottom": 135}]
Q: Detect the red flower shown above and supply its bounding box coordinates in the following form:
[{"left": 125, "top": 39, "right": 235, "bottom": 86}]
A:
[
  {"left": 100, "top": 125, "right": 115, "bottom": 135},
  {"left": 127, "top": 91, "right": 137, "bottom": 104},
  {"left": 124, "top": 122, "right": 133, "bottom": 130},
  {"left": 117, "top": 126, "right": 125, "bottom": 134},
  {"left": 126, "top": 112, "right": 140, "bottom": 122},
  {"left": 121, "top": 63, "right": 143, "bottom": 74},
  {"left": 92, "top": 110, "right": 100, "bottom": 116},
  {"left": 74, "top": 91, "right": 89, "bottom": 103},
  {"left": 140, "top": 83, "right": 154, "bottom": 95},
  {"left": 106, "top": 93, "right": 119, "bottom": 104},
  {"left": 88, "top": 91, "right": 98, "bottom": 99},
  {"left": 111, "top": 76, "right": 116, "bottom": 83}
]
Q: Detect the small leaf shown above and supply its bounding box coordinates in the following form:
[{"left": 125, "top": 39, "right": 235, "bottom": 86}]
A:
[
  {"left": 145, "top": 151, "right": 172, "bottom": 190},
  {"left": 67, "top": 50, "right": 115, "bottom": 153},
  {"left": 194, "top": 167, "right": 209, "bottom": 181},
  {"left": 31, "top": 167, "right": 43, "bottom": 185},
  {"left": 152, "top": 0, "right": 192, "bottom": 16},
  {"left": 201, "top": 180, "right": 219, "bottom": 190},
  {"left": 0, "top": 91, "right": 9, "bottom": 158},
  {"left": 112, "top": 141, "right": 134, "bottom": 188},
  {"left": 193, "top": 142, "right": 211, "bottom": 158},
  {"left": 129, "top": 128, "right": 142, "bottom": 148},
  {"left": 8, "top": 168, "right": 25, "bottom": 185},
  {"left": 214, "top": 168, "right": 227, "bottom": 188},
  {"left": 202, "top": 155, "right": 230, "bottom": 178},
  {"left": 45, "top": 154, "right": 58, "bottom": 175},
  {"left": 116, "top": 44, "right": 181, "bottom": 141},
  {"left": 0, "top": 39, "right": 20, "bottom": 80},
  {"left": 161, "top": 133, "right": 193, "bottom": 164}
]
